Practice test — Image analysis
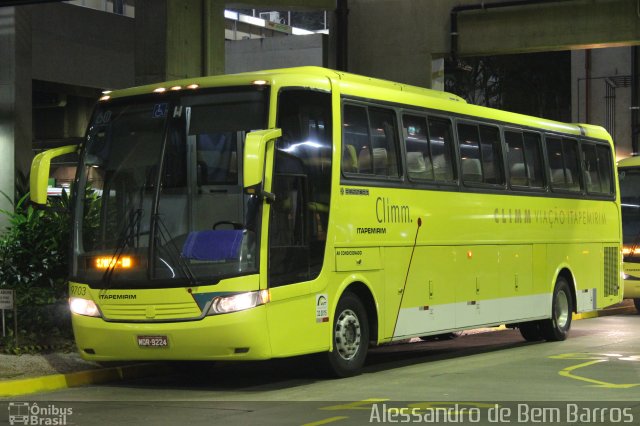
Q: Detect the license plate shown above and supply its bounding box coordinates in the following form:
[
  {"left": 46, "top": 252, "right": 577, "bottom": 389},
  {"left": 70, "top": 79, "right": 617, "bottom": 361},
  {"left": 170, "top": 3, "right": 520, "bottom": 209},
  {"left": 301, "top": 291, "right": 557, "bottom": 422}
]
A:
[{"left": 137, "top": 335, "right": 168, "bottom": 348}]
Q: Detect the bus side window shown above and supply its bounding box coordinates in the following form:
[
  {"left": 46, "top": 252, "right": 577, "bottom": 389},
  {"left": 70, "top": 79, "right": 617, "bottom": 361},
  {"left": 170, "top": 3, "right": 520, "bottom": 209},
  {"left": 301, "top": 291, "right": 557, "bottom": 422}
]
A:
[
  {"left": 342, "top": 104, "right": 370, "bottom": 175},
  {"left": 478, "top": 125, "right": 504, "bottom": 185},
  {"left": 583, "top": 143, "right": 614, "bottom": 194},
  {"left": 458, "top": 123, "right": 483, "bottom": 183},
  {"left": 596, "top": 145, "right": 613, "bottom": 194},
  {"left": 506, "top": 130, "right": 544, "bottom": 188},
  {"left": 522, "top": 132, "right": 544, "bottom": 188},
  {"left": 369, "top": 107, "right": 400, "bottom": 177},
  {"left": 505, "top": 131, "right": 527, "bottom": 187},
  {"left": 427, "top": 117, "right": 456, "bottom": 182},
  {"left": 547, "top": 137, "right": 582, "bottom": 192},
  {"left": 403, "top": 114, "right": 434, "bottom": 181}
]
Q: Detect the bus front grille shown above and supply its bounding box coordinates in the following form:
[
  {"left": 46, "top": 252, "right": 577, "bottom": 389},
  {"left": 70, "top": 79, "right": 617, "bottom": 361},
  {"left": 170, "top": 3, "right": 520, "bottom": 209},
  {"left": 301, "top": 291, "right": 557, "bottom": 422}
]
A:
[{"left": 100, "top": 302, "right": 202, "bottom": 321}]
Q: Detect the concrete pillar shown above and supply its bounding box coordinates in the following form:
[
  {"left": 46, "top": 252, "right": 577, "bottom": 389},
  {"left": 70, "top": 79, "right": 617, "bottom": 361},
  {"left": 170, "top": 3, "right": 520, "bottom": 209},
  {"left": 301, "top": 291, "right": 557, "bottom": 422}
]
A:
[
  {"left": 135, "top": 0, "right": 225, "bottom": 85},
  {"left": 0, "top": 7, "right": 32, "bottom": 231},
  {"left": 203, "top": 0, "right": 225, "bottom": 76}
]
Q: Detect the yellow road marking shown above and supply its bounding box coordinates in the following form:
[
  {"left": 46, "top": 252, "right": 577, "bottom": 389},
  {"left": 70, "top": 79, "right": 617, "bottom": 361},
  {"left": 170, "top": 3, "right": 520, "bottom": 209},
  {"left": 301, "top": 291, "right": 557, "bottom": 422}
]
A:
[{"left": 550, "top": 353, "right": 640, "bottom": 388}]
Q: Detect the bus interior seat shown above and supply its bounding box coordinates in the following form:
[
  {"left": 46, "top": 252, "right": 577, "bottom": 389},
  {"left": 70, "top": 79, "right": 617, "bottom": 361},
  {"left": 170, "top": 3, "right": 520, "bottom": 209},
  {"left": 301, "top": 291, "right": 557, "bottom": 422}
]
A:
[
  {"left": 510, "top": 163, "right": 527, "bottom": 186},
  {"left": 432, "top": 154, "right": 450, "bottom": 181},
  {"left": 407, "top": 151, "right": 432, "bottom": 180},
  {"left": 358, "top": 146, "right": 372, "bottom": 174},
  {"left": 552, "top": 168, "right": 574, "bottom": 185},
  {"left": 462, "top": 158, "right": 482, "bottom": 182},
  {"left": 343, "top": 144, "right": 358, "bottom": 173},
  {"left": 373, "top": 148, "right": 388, "bottom": 175}
]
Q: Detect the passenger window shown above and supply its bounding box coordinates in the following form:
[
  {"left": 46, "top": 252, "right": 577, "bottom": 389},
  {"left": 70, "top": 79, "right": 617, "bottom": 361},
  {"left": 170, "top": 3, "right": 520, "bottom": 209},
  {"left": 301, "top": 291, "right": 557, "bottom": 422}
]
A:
[
  {"left": 523, "top": 132, "right": 544, "bottom": 188},
  {"left": 505, "top": 130, "right": 544, "bottom": 188},
  {"left": 583, "top": 143, "right": 613, "bottom": 194},
  {"left": 428, "top": 117, "right": 456, "bottom": 182},
  {"left": 403, "top": 115, "right": 455, "bottom": 183},
  {"left": 342, "top": 104, "right": 400, "bottom": 178},
  {"left": 458, "top": 122, "right": 504, "bottom": 185},
  {"left": 404, "top": 115, "right": 432, "bottom": 181},
  {"left": 546, "top": 137, "right": 582, "bottom": 192}
]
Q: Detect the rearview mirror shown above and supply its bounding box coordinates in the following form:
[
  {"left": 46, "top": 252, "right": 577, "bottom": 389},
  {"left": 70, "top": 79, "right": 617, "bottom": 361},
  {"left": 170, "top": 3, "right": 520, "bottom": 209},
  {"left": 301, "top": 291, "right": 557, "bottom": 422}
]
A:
[
  {"left": 243, "top": 128, "right": 282, "bottom": 191},
  {"left": 30, "top": 145, "right": 78, "bottom": 205}
]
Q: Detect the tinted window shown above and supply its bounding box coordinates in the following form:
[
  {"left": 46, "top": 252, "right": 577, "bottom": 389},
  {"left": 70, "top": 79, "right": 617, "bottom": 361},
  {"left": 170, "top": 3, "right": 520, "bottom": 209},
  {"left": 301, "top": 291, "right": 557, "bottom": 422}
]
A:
[
  {"left": 505, "top": 130, "right": 544, "bottom": 188},
  {"left": 458, "top": 122, "right": 504, "bottom": 185},
  {"left": 343, "top": 104, "right": 400, "bottom": 178},
  {"left": 583, "top": 143, "right": 613, "bottom": 194},
  {"left": 547, "top": 137, "right": 582, "bottom": 191},
  {"left": 403, "top": 115, "right": 455, "bottom": 182}
]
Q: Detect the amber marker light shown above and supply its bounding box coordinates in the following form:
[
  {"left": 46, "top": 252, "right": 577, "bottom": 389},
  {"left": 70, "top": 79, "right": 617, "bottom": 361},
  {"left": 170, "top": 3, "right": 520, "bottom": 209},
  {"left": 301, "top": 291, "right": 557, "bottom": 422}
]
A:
[
  {"left": 187, "top": 83, "right": 199, "bottom": 89},
  {"left": 252, "top": 80, "right": 268, "bottom": 85},
  {"left": 99, "top": 95, "right": 110, "bottom": 101},
  {"left": 94, "top": 256, "right": 134, "bottom": 269},
  {"left": 153, "top": 87, "right": 166, "bottom": 93},
  {"left": 622, "top": 246, "right": 640, "bottom": 256},
  {"left": 170, "top": 85, "right": 182, "bottom": 91}
]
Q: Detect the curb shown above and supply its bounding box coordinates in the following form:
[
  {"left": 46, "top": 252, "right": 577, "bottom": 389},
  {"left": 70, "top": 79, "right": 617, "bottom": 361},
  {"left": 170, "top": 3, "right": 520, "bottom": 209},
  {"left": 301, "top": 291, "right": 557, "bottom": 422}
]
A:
[{"left": 0, "top": 362, "right": 171, "bottom": 398}]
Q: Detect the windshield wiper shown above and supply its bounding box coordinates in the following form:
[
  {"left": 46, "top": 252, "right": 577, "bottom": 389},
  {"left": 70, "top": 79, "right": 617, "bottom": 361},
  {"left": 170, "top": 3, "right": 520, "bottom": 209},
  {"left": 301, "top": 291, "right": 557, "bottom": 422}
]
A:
[
  {"left": 150, "top": 213, "right": 197, "bottom": 285},
  {"left": 101, "top": 208, "right": 142, "bottom": 287}
]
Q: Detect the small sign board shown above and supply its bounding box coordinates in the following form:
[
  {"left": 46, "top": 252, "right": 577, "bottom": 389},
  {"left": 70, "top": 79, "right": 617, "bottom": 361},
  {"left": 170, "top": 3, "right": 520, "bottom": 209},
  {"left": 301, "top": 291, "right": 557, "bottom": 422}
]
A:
[{"left": 0, "top": 289, "right": 14, "bottom": 310}]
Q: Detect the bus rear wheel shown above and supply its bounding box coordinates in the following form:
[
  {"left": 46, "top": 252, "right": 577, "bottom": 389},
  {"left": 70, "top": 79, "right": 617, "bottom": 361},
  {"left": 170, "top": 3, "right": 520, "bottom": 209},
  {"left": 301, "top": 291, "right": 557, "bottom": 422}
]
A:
[
  {"left": 634, "top": 298, "right": 640, "bottom": 313},
  {"left": 326, "top": 292, "right": 369, "bottom": 378},
  {"left": 518, "top": 321, "right": 543, "bottom": 342},
  {"left": 540, "top": 277, "right": 573, "bottom": 341}
]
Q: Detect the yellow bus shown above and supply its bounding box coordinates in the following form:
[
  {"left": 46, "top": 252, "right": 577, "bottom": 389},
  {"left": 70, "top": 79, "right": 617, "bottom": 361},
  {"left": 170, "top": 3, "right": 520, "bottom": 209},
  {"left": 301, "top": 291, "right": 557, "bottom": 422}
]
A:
[
  {"left": 617, "top": 155, "right": 640, "bottom": 311},
  {"left": 31, "top": 67, "right": 622, "bottom": 377}
]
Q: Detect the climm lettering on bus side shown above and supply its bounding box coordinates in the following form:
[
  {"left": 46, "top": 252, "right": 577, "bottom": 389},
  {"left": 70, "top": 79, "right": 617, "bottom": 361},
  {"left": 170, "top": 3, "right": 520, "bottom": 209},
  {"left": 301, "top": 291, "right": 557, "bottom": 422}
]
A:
[
  {"left": 494, "top": 208, "right": 532, "bottom": 224},
  {"left": 376, "top": 197, "right": 411, "bottom": 223}
]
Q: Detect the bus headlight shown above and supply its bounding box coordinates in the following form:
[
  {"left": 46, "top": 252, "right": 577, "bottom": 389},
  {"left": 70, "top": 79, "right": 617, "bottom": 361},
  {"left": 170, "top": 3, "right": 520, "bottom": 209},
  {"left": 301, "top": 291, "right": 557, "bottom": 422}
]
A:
[
  {"left": 208, "top": 290, "right": 269, "bottom": 315},
  {"left": 69, "top": 297, "right": 101, "bottom": 317}
]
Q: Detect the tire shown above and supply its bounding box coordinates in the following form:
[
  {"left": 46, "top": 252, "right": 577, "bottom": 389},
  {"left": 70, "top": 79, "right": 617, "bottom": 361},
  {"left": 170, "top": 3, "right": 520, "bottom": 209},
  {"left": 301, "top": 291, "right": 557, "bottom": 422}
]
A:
[
  {"left": 326, "top": 292, "right": 369, "bottom": 378},
  {"left": 634, "top": 298, "right": 640, "bottom": 313},
  {"left": 540, "top": 276, "right": 573, "bottom": 341},
  {"left": 518, "top": 321, "right": 543, "bottom": 342}
]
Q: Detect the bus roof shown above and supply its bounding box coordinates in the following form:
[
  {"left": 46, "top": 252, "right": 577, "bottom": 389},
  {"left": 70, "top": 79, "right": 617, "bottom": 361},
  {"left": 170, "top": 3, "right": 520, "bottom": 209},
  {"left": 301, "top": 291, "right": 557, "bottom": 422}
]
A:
[{"left": 103, "top": 66, "right": 612, "bottom": 143}]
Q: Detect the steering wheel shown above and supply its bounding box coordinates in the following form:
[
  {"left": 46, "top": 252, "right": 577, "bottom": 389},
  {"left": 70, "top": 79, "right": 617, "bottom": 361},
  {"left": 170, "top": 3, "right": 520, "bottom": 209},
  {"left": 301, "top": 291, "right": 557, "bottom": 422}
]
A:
[{"left": 213, "top": 221, "right": 243, "bottom": 230}]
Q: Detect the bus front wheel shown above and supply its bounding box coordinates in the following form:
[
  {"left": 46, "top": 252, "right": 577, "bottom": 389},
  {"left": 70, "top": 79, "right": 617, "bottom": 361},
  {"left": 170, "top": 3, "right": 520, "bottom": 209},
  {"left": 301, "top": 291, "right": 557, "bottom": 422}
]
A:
[
  {"left": 540, "top": 277, "right": 573, "bottom": 341},
  {"left": 326, "top": 292, "right": 369, "bottom": 378}
]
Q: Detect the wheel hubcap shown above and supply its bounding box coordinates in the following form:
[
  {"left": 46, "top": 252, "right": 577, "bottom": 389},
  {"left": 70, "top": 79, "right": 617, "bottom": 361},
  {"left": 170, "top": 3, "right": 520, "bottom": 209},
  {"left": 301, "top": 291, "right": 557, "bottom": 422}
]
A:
[
  {"left": 555, "top": 289, "right": 570, "bottom": 329},
  {"left": 334, "top": 309, "right": 361, "bottom": 361}
]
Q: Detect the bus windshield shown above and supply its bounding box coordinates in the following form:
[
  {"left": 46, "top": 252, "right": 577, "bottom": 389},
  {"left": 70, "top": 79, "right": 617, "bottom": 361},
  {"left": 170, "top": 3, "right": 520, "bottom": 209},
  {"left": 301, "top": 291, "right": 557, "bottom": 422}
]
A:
[
  {"left": 73, "top": 88, "right": 268, "bottom": 288},
  {"left": 620, "top": 167, "right": 640, "bottom": 259}
]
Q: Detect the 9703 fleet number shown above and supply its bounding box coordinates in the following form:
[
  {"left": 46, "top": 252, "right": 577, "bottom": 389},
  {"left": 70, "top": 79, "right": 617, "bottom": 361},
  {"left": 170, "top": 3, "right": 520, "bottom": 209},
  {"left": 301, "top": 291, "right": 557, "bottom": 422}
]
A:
[{"left": 137, "top": 335, "right": 168, "bottom": 348}]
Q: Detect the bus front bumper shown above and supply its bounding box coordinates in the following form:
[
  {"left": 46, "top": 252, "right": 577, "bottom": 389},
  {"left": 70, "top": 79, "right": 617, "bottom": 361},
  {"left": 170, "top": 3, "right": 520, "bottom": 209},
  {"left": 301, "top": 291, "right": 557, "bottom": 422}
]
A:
[{"left": 72, "top": 305, "right": 272, "bottom": 362}]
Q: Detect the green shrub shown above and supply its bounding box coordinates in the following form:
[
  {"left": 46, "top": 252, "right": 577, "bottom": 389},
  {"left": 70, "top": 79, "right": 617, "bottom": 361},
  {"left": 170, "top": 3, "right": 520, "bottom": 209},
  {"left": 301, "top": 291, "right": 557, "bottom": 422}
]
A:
[{"left": 0, "top": 190, "right": 72, "bottom": 344}]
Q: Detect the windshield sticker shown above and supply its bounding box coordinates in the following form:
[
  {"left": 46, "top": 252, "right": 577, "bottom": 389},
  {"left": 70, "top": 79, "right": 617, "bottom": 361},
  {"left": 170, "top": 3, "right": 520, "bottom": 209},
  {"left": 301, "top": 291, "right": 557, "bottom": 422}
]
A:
[
  {"left": 152, "top": 103, "right": 168, "bottom": 119},
  {"left": 95, "top": 111, "right": 112, "bottom": 124}
]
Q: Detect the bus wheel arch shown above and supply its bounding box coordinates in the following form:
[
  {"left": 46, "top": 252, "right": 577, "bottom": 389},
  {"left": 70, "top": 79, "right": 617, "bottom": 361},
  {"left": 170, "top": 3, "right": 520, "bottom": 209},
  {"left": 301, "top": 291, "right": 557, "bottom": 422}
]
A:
[
  {"left": 541, "top": 270, "right": 575, "bottom": 341},
  {"left": 341, "top": 281, "right": 379, "bottom": 344},
  {"left": 325, "top": 281, "right": 378, "bottom": 377},
  {"left": 555, "top": 267, "right": 577, "bottom": 315}
]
